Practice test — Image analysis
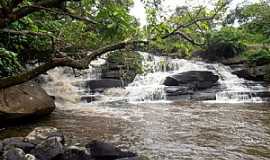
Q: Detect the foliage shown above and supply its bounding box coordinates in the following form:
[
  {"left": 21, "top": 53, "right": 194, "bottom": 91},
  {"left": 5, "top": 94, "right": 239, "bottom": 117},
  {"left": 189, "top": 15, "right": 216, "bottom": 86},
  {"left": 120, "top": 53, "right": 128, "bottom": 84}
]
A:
[
  {"left": 206, "top": 27, "right": 247, "bottom": 59},
  {"left": 1, "top": 0, "right": 270, "bottom": 85},
  {"left": 105, "top": 51, "right": 143, "bottom": 82},
  {"left": 0, "top": 48, "right": 22, "bottom": 77},
  {"left": 95, "top": 3, "right": 138, "bottom": 42},
  {"left": 246, "top": 48, "right": 270, "bottom": 66},
  {"left": 225, "top": 1, "right": 270, "bottom": 42},
  {"left": 148, "top": 40, "right": 195, "bottom": 58}
]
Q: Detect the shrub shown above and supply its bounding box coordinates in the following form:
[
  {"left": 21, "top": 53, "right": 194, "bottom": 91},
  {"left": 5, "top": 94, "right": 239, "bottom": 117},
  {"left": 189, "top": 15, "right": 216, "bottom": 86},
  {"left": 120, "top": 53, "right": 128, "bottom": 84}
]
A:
[
  {"left": 0, "top": 48, "right": 23, "bottom": 77},
  {"left": 103, "top": 51, "right": 143, "bottom": 83},
  {"left": 206, "top": 27, "right": 247, "bottom": 60},
  {"left": 246, "top": 48, "right": 270, "bottom": 66}
]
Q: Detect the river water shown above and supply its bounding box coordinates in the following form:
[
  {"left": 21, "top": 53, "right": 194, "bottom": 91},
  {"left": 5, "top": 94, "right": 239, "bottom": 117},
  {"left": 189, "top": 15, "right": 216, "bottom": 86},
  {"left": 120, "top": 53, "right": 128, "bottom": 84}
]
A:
[{"left": 1, "top": 52, "right": 270, "bottom": 159}]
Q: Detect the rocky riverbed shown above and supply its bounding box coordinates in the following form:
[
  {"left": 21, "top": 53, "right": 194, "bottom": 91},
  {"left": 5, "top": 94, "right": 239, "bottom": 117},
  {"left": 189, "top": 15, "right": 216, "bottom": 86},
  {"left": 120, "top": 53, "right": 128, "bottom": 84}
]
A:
[{"left": 0, "top": 127, "right": 146, "bottom": 160}]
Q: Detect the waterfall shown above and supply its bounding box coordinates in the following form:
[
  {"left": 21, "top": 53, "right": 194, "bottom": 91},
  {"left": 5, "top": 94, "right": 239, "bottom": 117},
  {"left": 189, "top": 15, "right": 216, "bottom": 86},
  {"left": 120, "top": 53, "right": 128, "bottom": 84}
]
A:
[
  {"left": 42, "top": 52, "right": 269, "bottom": 104},
  {"left": 125, "top": 52, "right": 268, "bottom": 103}
]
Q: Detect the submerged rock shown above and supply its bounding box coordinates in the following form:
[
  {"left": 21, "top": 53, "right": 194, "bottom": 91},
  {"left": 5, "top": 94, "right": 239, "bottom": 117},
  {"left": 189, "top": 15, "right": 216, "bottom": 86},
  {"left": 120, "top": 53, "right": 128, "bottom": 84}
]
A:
[
  {"left": 2, "top": 137, "right": 35, "bottom": 153},
  {"left": 30, "top": 137, "right": 64, "bottom": 160},
  {"left": 3, "top": 148, "right": 26, "bottom": 160},
  {"left": 86, "top": 140, "right": 137, "bottom": 160},
  {"left": 60, "top": 146, "right": 92, "bottom": 160},
  {"left": 0, "top": 82, "right": 55, "bottom": 121}
]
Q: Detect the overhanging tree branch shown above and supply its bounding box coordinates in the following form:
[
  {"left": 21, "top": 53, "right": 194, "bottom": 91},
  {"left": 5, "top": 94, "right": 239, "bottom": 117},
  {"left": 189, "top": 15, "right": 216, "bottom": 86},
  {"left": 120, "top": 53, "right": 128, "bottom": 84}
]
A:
[
  {"left": 0, "top": 0, "right": 85, "bottom": 28},
  {"left": 159, "top": 1, "right": 229, "bottom": 46},
  {"left": 30, "top": 5, "right": 98, "bottom": 25},
  {"left": 0, "top": 40, "right": 149, "bottom": 88}
]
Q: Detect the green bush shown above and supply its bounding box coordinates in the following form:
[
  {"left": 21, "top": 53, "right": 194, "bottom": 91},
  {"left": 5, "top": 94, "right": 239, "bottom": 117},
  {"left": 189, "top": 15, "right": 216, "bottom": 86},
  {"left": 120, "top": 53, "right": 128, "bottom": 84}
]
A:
[
  {"left": 0, "top": 48, "right": 23, "bottom": 77},
  {"left": 246, "top": 48, "right": 270, "bottom": 65},
  {"left": 104, "top": 51, "right": 143, "bottom": 83},
  {"left": 206, "top": 27, "right": 247, "bottom": 59}
]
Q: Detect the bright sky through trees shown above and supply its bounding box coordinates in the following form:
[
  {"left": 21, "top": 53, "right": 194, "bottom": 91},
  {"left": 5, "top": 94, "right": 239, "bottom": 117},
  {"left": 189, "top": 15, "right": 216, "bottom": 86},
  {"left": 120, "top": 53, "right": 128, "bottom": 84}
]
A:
[{"left": 130, "top": 0, "right": 260, "bottom": 26}]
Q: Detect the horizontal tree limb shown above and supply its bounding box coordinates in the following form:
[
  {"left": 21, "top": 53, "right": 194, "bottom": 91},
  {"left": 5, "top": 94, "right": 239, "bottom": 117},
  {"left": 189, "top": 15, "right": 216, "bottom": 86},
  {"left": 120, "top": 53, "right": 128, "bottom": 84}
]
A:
[{"left": 0, "top": 40, "right": 148, "bottom": 88}]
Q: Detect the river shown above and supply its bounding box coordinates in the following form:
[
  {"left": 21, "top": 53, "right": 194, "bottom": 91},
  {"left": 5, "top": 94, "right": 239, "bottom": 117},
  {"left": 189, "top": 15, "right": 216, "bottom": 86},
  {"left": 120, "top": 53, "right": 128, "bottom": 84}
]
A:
[{"left": 1, "top": 52, "right": 270, "bottom": 159}]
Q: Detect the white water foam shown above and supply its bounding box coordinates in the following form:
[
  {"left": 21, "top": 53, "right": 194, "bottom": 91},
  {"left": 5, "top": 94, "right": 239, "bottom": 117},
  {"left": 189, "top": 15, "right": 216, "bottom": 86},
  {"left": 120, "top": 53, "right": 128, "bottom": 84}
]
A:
[{"left": 42, "top": 52, "right": 269, "bottom": 104}]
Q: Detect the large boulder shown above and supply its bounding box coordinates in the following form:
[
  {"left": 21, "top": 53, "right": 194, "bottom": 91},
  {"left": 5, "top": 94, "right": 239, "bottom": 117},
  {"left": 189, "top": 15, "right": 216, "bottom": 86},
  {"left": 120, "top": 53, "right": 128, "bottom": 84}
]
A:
[
  {"left": 163, "top": 71, "right": 219, "bottom": 89},
  {"left": 163, "top": 71, "right": 219, "bottom": 98},
  {"left": 0, "top": 82, "right": 55, "bottom": 121}
]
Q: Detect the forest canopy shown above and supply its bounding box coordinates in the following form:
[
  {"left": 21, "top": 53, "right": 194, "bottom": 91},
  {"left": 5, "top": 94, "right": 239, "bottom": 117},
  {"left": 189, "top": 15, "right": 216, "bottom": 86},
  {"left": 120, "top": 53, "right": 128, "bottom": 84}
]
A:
[{"left": 0, "top": 0, "right": 269, "bottom": 88}]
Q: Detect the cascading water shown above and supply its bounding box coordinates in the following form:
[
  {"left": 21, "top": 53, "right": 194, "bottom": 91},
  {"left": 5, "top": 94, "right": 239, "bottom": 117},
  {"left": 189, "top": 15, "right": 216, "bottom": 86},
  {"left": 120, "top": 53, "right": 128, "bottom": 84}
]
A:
[
  {"left": 125, "top": 52, "right": 269, "bottom": 103},
  {"left": 42, "top": 52, "right": 269, "bottom": 104}
]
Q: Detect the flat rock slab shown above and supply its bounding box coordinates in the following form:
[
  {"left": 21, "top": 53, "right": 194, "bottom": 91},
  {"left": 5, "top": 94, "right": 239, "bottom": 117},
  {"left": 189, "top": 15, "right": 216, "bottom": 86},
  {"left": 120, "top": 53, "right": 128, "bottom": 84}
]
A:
[{"left": 86, "top": 79, "right": 124, "bottom": 92}]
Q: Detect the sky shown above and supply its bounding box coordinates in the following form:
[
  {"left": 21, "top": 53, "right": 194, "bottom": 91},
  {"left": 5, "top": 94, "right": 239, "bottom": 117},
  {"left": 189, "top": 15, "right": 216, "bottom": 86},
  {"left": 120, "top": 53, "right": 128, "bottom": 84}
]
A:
[{"left": 130, "top": 0, "right": 259, "bottom": 26}]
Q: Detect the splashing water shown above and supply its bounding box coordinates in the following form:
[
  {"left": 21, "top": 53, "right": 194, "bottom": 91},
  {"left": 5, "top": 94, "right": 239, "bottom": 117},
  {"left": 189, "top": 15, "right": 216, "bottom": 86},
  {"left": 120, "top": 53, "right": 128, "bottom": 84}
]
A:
[
  {"left": 125, "top": 52, "right": 268, "bottom": 103},
  {"left": 42, "top": 52, "right": 269, "bottom": 104}
]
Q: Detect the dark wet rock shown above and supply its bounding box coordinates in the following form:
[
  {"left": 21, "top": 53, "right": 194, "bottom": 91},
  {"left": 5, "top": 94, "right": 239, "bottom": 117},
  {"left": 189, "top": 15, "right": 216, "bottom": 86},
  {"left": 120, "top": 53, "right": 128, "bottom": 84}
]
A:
[
  {"left": 232, "top": 69, "right": 262, "bottom": 81},
  {"left": 101, "top": 70, "right": 122, "bottom": 79},
  {"left": 163, "top": 71, "right": 219, "bottom": 90},
  {"left": 25, "top": 127, "right": 64, "bottom": 145},
  {"left": 86, "top": 79, "right": 124, "bottom": 92},
  {"left": 1, "top": 128, "right": 140, "bottom": 160},
  {"left": 30, "top": 137, "right": 64, "bottom": 160},
  {"left": 0, "top": 82, "right": 55, "bottom": 121},
  {"left": 164, "top": 86, "right": 193, "bottom": 96},
  {"left": 86, "top": 140, "right": 137, "bottom": 160},
  {"left": 163, "top": 71, "right": 219, "bottom": 99},
  {"left": 232, "top": 65, "right": 270, "bottom": 81},
  {"left": 3, "top": 148, "right": 26, "bottom": 160},
  {"left": 80, "top": 95, "right": 100, "bottom": 103},
  {"left": 221, "top": 57, "right": 246, "bottom": 65},
  {"left": 0, "top": 140, "right": 3, "bottom": 153},
  {"left": 2, "top": 137, "right": 35, "bottom": 153},
  {"left": 59, "top": 146, "right": 92, "bottom": 160}
]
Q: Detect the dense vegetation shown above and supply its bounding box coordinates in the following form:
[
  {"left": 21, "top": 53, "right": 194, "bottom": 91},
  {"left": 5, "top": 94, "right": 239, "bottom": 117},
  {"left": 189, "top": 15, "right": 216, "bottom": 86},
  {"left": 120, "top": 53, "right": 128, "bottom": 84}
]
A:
[{"left": 0, "top": 0, "right": 270, "bottom": 87}]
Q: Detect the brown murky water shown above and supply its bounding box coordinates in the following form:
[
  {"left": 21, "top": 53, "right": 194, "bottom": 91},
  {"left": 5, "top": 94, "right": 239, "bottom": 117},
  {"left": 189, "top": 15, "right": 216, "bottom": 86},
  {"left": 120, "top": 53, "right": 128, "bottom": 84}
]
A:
[{"left": 1, "top": 102, "right": 270, "bottom": 160}]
